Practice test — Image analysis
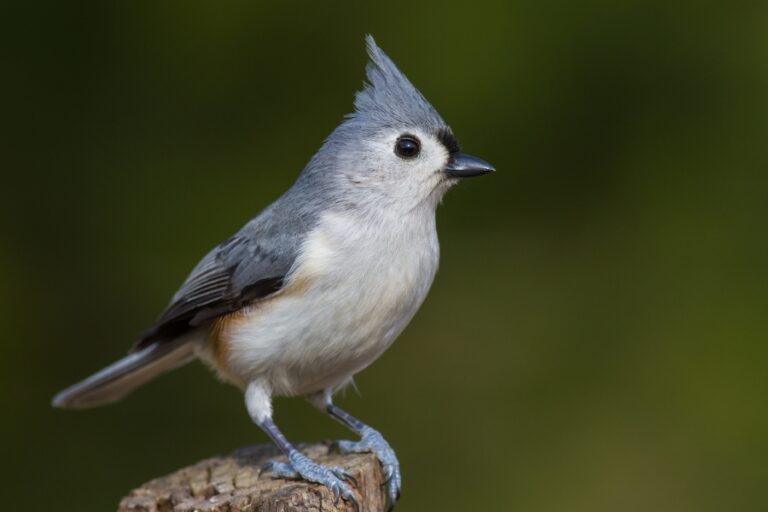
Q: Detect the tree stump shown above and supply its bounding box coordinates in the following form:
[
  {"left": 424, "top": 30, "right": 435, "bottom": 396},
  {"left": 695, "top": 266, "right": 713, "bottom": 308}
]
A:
[{"left": 118, "top": 442, "right": 386, "bottom": 512}]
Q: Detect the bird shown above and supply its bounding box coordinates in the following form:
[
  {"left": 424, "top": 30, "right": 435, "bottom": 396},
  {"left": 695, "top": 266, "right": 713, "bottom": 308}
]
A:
[{"left": 52, "top": 35, "right": 494, "bottom": 508}]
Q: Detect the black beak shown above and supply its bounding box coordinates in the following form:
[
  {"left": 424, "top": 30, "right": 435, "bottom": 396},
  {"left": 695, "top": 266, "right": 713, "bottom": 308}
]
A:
[{"left": 444, "top": 153, "right": 495, "bottom": 178}]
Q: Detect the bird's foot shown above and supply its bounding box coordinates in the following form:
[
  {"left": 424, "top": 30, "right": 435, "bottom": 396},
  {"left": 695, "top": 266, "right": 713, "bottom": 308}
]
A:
[
  {"left": 338, "top": 426, "right": 401, "bottom": 506},
  {"left": 267, "top": 450, "right": 358, "bottom": 507}
]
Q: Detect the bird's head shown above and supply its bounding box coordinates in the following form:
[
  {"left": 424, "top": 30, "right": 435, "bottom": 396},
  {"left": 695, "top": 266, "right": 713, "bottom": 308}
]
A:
[{"left": 303, "top": 36, "right": 493, "bottom": 213}]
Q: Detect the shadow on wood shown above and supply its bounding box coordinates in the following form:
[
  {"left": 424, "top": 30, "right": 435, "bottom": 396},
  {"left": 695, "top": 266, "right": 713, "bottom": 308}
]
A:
[{"left": 118, "top": 442, "right": 386, "bottom": 512}]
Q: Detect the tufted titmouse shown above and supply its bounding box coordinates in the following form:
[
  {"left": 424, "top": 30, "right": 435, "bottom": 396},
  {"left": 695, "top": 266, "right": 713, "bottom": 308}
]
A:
[{"left": 53, "top": 35, "right": 493, "bottom": 508}]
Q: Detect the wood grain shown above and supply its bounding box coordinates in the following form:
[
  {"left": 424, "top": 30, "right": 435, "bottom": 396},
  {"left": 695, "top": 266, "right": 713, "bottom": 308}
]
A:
[{"left": 118, "top": 442, "right": 386, "bottom": 512}]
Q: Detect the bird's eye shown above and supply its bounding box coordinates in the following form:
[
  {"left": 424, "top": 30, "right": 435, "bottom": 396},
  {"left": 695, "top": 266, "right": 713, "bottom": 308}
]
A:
[{"left": 395, "top": 135, "right": 421, "bottom": 159}]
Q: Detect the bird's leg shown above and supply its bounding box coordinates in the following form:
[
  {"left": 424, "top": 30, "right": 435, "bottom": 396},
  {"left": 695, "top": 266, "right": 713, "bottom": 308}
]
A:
[
  {"left": 246, "top": 382, "right": 357, "bottom": 506},
  {"left": 308, "top": 389, "right": 402, "bottom": 506}
]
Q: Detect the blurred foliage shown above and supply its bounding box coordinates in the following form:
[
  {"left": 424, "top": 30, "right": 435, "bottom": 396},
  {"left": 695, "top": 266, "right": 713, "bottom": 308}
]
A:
[{"left": 3, "top": 1, "right": 768, "bottom": 511}]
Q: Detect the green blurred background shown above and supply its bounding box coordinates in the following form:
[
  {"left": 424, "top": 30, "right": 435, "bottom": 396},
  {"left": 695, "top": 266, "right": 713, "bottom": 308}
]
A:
[{"left": 3, "top": 1, "right": 767, "bottom": 510}]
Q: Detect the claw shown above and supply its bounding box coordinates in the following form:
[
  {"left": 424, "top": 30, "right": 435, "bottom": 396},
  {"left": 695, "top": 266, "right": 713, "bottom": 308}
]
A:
[
  {"left": 381, "top": 464, "right": 394, "bottom": 483},
  {"left": 389, "top": 485, "right": 401, "bottom": 507},
  {"left": 266, "top": 450, "right": 357, "bottom": 507},
  {"left": 333, "top": 466, "right": 357, "bottom": 486},
  {"left": 267, "top": 460, "right": 299, "bottom": 479},
  {"left": 347, "top": 493, "right": 360, "bottom": 512},
  {"left": 338, "top": 427, "right": 402, "bottom": 508}
]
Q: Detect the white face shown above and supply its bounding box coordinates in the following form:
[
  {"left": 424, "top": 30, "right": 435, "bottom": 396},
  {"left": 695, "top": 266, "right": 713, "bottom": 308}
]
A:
[{"left": 342, "top": 126, "right": 455, "bottom": 211}]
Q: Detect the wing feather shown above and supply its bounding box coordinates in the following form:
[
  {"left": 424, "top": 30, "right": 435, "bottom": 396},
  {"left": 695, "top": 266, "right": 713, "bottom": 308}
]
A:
[{"left": 133, "top": 208, "right": 309, "bottom": 350}]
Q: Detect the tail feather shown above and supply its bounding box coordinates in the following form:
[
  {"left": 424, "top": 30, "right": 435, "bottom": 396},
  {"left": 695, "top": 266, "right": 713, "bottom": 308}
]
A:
[{"left": 52, "top": 338, "right": 196, "bottom": 409}]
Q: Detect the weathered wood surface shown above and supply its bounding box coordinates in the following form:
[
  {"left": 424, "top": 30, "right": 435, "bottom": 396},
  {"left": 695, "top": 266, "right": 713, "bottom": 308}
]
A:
[{"left": 118, "top": 442, "right": 386, "bottom": 512}]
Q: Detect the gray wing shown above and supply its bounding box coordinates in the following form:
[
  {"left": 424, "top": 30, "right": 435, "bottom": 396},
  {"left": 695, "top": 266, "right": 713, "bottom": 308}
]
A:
[{"left": 133, "top": 212, "right": 308, "bottom": 351}]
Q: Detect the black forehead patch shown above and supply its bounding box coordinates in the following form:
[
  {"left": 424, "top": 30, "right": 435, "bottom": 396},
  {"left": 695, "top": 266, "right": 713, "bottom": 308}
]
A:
[{"left": 436, "top": 127, "right": 460, "bottom": 155}]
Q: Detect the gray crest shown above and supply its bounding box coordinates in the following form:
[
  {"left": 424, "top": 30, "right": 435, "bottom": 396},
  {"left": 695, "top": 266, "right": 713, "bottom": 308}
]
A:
[{"left": 352, "top": 35, "right": 447, "bottom": 131}]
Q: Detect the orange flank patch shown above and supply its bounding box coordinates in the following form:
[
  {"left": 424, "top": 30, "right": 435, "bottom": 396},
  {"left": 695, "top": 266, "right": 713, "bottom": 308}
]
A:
[
  {"left": 207, "top": 311, "right": 246, "bottom": 369},
  {"left": 205, "top": 271, "right": 315, "bottom": 376}
]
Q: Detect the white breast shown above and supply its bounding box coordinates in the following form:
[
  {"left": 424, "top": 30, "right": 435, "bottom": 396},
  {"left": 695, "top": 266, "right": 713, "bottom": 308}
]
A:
[{"left": 222, "top": 208, "right": 440, "bottom": 396}]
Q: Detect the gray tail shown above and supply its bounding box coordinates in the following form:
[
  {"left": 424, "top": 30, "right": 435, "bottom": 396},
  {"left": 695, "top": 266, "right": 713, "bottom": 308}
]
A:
[{"left": 52, "top": 338, "right": 196, "bottom": 409}]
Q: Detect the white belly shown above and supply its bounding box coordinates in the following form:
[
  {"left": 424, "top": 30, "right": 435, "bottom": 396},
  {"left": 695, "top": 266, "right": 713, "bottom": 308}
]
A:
[{"left": 217, "top": 209, "right": 439, "bottom": 396}]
